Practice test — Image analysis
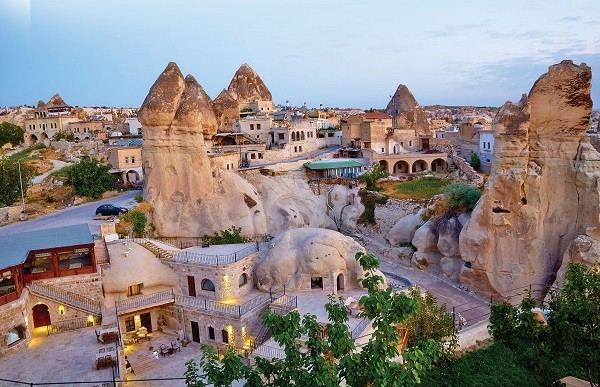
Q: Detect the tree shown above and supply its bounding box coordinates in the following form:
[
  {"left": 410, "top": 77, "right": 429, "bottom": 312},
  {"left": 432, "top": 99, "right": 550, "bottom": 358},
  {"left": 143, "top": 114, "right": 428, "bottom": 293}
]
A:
[
  {"left": 0, "top": 159, "right": 34, "bottom": 207},
  {"left": 66, "top": 157, "right": 117, "bottom": 199},
  {"left": 184, "top": 252, "right": 444, "bottom": 386},
  {"left": 0, "top": 121, "right": 24, "bottom": 147},
  {"left": 469, "top": 153, "right": 481, "bottom": 170},
  {"left": 489, "top": 263, "right": 600, "bottom": 386},
  {"left": 358, "top": 163, "right": 388, "bottom": 190}
]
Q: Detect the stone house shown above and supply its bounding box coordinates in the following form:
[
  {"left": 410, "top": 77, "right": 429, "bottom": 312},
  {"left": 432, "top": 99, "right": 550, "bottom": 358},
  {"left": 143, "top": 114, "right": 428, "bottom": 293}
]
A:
[
  {"left": 0, "top": 224, "right": 102, "bottom": 357},
  {"left": 106, "top": 145, "right": 143, "bottom": 184},
  {"left": 23, "top": 98, "right": 78, "bottom": 145}
]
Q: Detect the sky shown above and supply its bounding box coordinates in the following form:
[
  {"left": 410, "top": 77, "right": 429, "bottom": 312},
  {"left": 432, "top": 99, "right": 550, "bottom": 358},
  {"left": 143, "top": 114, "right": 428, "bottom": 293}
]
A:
[{"left": 1, "top": 0, "right": 599, "bottom": 109}]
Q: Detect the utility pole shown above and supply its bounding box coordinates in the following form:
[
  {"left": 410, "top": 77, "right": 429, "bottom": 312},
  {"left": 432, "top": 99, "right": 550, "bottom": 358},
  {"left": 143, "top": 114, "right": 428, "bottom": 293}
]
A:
[{"left": 17, "top": 159, "right": 26, "bottom": 220}]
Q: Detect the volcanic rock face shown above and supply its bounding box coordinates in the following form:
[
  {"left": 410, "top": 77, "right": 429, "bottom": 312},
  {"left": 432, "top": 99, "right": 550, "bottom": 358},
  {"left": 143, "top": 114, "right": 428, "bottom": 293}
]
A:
[
  {"left": 385, "top": 84, "right": 430, "bottom": 135},
  {"left": 139, "top": 63, "right": 268, "bottom": 237},
  {"left": 459, "top": 61, "right": 596, "bottom": 299},
  {"left": 254, "top": 228, "right": 382, "bottom": 292},
  {"left": 212, "top": 63, "right": 274, "bottom": 129}
]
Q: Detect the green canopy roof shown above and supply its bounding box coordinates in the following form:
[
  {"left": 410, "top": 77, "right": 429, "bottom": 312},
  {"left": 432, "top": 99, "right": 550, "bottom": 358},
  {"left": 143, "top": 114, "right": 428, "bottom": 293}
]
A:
[
  {"left": 0, "top": 223, "right": 93, "bottom": 269},
  {"left": 304, "top": 159, "right": 364, "bottom": 170}
]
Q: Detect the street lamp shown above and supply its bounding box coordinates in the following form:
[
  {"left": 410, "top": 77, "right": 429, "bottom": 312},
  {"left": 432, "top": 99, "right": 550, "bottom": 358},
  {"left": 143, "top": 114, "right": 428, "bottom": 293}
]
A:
[{"left": 17, "top": 159, "right": 26, "bottom": 220}]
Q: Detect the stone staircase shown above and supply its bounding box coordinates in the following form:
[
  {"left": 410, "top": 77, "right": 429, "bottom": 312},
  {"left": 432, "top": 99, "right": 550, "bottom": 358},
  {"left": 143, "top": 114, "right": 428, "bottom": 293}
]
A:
[
  {"left": 28, "top": 281, "right": 103, "bottom": 316},
  {"left": 94, "top": 239, "right": 110, "bottom": 265},
  {"left": 139, "top": 240, "right": 175, "bottom": 259}
]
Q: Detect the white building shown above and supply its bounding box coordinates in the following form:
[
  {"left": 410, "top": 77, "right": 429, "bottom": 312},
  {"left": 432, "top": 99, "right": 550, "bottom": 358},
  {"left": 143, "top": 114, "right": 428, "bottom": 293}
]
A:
[{"left": 478, "top": 128, "right": 494, "bottom": 172}]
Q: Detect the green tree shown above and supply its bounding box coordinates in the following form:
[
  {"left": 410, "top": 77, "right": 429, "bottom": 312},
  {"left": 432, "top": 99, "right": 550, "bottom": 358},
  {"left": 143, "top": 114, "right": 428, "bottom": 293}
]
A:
[
  {"left": 442, "top": 182, "right": 481, "bottom": 212},
  {"left": 488, "top": 263, "right": 600, "bottom": 385},
  {"left": 0, "top": 159, "right": 34, "bottom": 207},
  {"left": 358, "top": 163, "right": 388, "bottom": 190},
  {"left": 121, "top": 209, "right": 147, "bottom": 237},
  {"left": 66, "top": 157, "right": 117, "bottom": 199},
  {"left": 202, "top": 226, "right": 249, "bottom": 245},
  {"left": 469, "top": 153, "right": 481, "bottom": 170},
  {"left": 0, "top": 121, "right": 24, "bottom": 147},
  {"left": 185, "top": 252, "right": 443, "bottom": 386}
]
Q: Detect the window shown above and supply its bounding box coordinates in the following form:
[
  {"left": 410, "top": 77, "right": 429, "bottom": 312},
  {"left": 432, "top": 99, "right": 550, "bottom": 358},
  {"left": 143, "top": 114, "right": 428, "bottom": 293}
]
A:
[
  {"left": 311, "top": 277, "right": 324, "bottom": 289},
  {"left": 239, "top": 273, "right": 248, "bottom": 287},
  {"left": 208, "top": 326, "right": 215, "bottom": 340},
  {"left": 299, "top": 146, "right": 303, "bottom": 152},
  {"left": 328, "top": 133, "right": 334, "bottom": 137},
  {"left": 58, "top": 249, "right": 92, "bottom": 270},
  {"left": 256, "top": 124, "right": 261, "bottom": 130},
  {"left": 125, "top": 157, "right": 129, "bottom": 164},
  {"left": 131, "top": 156, "right": 135, "bottom": 164},
  {"left": 250, "top": 124, "right": 254, "bottom": 130},
  {"left": 278, "top": 133, "right": 284, "bottom": 140},
  {"left": 0, "top": 271, "right": 16, "bottom": 296},
  {"left": 125, "top": 316, "right": 135, "bottom": 332},
  {"left": 409, "top": 140, "right": 413, "bottom": 147},
  {"left": 127, "top": 283, "right": 142, "bottom": 296},
  {"left": 250, "top": 153, "right": 256, "bottom": 159},
  {"left": 24, "top": 254, "right": 52, "bottom": 274},
  {"left": 6, "top": 326, "right": 25, "bottom": 346},
  {"left": 201, "top": 279, "right": 215, "bottom": 291},
  {"left": 294, "top": 146, "right": 297, "bottom": 152},
  {"left": 258, "top": 153, "right": 263, "bottom": 159},
  {"left": 222, "top": 329, "right": 229, "bottom": 343}
]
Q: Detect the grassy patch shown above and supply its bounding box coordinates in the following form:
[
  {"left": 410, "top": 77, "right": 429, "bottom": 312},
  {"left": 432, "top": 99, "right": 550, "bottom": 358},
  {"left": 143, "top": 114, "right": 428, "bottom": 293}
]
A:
[
  {"left": 378, "top": 176, "right": 451, "bottom": 201},
  {"left": 357, "top": 189, "right": 388, "bottom": 225},
  {"left": 421, "top": 343, "right": 541, "bottom": 387}
]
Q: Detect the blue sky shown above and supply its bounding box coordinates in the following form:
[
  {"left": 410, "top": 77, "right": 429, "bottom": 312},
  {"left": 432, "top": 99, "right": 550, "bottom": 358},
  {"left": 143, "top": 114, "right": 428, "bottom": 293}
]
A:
[{"left": 1, "top": 0, "right": 599, "bottom": 109}]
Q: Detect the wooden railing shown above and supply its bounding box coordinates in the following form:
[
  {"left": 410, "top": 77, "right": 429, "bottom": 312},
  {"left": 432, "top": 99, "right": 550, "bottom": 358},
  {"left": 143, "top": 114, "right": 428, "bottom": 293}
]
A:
[
  {"left": 29, "top": 282, "right": 102, "bottom": 316},
  {"left": 115, "top": 289, "right": 175, "bottom": 315}
]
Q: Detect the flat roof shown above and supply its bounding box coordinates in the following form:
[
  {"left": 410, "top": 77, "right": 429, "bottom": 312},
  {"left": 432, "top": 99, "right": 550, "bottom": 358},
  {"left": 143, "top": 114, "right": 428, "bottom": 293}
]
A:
[
  {"left": 0, "top": 224, "right": 93, "bottom": 269},
  {"left": 304, "top": 159, "right": 364, "bottom": 170}
]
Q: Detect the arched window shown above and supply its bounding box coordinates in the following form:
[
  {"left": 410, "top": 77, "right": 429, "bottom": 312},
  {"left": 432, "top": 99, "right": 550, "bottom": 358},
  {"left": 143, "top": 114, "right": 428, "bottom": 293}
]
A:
[
  {"left": 6, "top": 326, "right": 25, "bottom": 346},
  {"left": 301, "top": 131, "right": 305, "bottom": 140},
  {"left": 222, "top": 329, "right": 229, "bottom": 343},
  {"left": 201, "top": 279, "right": 215, "bottom": 292},
  {"left": 239, "top": 273, "right": 248, "bottom": 287},
  {"left": 208, "top": 326, "right": 215, "bottom": 340},
  {"left": 291, "top": 132, "right": 296, "bottom": 141}
]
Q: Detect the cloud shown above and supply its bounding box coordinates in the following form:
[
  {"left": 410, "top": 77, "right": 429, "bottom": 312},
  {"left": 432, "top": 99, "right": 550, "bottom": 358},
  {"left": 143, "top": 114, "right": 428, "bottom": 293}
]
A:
[{"left": 555, "top": 16, "right": 583, "bottom": 22}]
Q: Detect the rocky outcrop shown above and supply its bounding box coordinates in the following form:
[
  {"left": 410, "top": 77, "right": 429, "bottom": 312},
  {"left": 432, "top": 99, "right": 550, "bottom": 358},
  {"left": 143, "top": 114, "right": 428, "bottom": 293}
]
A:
[
  {"left": 459, "top": 61, "right": 596, "bottom": 300},
  {"left": 554, "top": 231, "right": 600, "bottom": 289},
  {"left": 328, "top": 185, "right": 364, "bottom": 232},
  {"left": 386, "top": 208, "right": 426, "bottom": 246},
  {"left": 412, "top": 213, "right": 469, "bottom": 280},
  {"left": 140, "top": 63, "right": 269, "bottom": 237},
  {"left": 46, "top": 93, "right": 68, "bottom": 108},
  {"left": 385, "top": 84, "right": 430, "bottom": 135},
  {"left": 255, "top": 228, "right": 383, "bottom": 292}
]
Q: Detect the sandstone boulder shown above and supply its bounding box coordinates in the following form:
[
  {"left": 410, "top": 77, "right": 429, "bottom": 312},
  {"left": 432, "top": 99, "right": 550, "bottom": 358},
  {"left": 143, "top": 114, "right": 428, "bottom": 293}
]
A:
[
  {"left": 328, "top": 185, "right": 364, "bottom": 232},
  {"left": 255, "top": 228, "right": 382, "bottom": 292},
  {"left": 386, "top": 208, "right": 426, "bottom": 246},
  {"left": 554, "top": 233, "right": 600, "bottom": 289},
  {"left": 459, "top": 61, "right": 596, "bottom": 300}
]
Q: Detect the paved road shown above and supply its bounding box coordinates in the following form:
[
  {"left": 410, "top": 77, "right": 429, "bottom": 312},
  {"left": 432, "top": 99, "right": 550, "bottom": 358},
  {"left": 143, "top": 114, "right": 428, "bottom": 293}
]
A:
[{"left": 0, "top": 190, "right": 138, "bottom": 236}]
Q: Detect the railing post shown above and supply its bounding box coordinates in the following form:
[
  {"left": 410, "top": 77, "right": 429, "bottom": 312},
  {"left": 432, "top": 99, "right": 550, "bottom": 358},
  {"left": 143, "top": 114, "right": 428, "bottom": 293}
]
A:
[{"left": 238, "top": 305, "right": 241, "bottom": 317}]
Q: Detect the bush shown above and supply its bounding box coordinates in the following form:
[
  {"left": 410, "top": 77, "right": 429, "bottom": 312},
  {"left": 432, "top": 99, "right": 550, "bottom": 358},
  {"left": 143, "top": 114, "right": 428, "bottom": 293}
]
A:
[
  {"left": 357, "top": 189, "right": 388, "bottom": 225},
  {"left": 202, "top": 226, "right": 249, "bottom": 245},
  {"left": 443, "top": 183, "right": 481, "bottom": 212},
  {"left": 134, "top": 194, "right": 143, "bottom": 203},
  {"left": 0, "top": 121, "right": 24, "bottom": 146},
  {"left": 119, "top": 209, "right": 147, "bottom": 237}
]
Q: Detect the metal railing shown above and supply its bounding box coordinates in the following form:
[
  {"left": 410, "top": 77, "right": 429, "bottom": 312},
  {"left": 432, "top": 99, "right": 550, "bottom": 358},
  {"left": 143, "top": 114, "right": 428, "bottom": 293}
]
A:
[
  {"left": 269, "top": 294, "right": 298, "bottom": 315},
  {"left": 50, "top": 315, "right": 100, "bottom": 334},
  {"left": 175, "top": 293, "right": 272, "bottom": 317},
  {"left": 171, "top": 242, "right": 261, "bottom": 266},
  {"left": 29, "top": 282, "right": 102, "bottom": 316},
  {"left": 115, "top": 289, "right": 175, "bottom": 315},
  {"left": 251, "top": 344, "right": 286, "bottom": 360}
]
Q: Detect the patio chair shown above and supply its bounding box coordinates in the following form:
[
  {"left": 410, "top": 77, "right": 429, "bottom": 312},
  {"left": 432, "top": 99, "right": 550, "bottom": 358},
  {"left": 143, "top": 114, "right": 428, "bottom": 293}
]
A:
[
  {"left": 160, "top": 343, "right": 169, "bottom": 356},
  {"left": 171, "top": 339, "right": 181, "bottom": 353}
]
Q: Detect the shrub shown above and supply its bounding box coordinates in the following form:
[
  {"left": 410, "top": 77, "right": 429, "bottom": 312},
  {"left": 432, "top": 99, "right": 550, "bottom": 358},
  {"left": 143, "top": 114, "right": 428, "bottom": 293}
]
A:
[
  {"left": 358, "top": 164, "right": 388, "bottom": 189},
  {"left": 202, "top": 226, "right": 249, "bottom": 245},
  {"left": 443, "top": 183, "right": 481, "bottom": 212},
  {"left": 357, "top": 189, "right": 388, "bottom": 225},
  {"left": 134, "top": 194, "right": 143, "bottom": 203},
  {"left": 469, "top": 153, "right": 481, "bottom": 170},
  {"left": 119, "top": 209, "right": 147, "bottom": 237}
]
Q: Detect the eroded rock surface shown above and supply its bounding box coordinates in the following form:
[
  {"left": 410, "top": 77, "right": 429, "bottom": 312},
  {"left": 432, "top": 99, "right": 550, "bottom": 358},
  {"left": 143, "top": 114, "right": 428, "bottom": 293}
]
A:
[
  {"left": 385, "top": 84, "right": 430, "bottom": 135},
  {"left": 255, "top": 228, "right": 382, "bottom": 292},
  {"left": 459, "top": 61, "right": 597, "bottom": 299}
]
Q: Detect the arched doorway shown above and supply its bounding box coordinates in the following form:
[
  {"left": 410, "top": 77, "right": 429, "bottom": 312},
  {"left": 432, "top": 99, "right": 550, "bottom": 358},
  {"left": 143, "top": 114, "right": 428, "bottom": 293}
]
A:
[
  {"left": 126, "top": 170, "right": 140, "bottom": 183},
  {"left": 336, "top": 273, "right": 345, "bottom": 291},
  {"left": 431, "top": 158, "right": 447, "bottom": 172},
  {"left": 412, "top": 159, "right": 428, "bottom": 173},
  {"left": 29, "top": 134, "right": 38, "bottom": 145},
  {"left": 393, "top": 160, "right": 409, "bottom": 174},
  {"left": 378, "top": 160, "right": 389, "bottom": 173},
  {"left": 32, "top": 304, "right": 51, "bottom": 328},
  {"left": 220, "top": 136, "right": 237, "bottom": 146}
]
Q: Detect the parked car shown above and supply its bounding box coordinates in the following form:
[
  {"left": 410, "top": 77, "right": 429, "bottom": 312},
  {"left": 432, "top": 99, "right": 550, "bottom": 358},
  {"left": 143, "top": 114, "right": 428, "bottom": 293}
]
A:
[{"left": 95, "top": 204, "right": 128, "bottom": 216}]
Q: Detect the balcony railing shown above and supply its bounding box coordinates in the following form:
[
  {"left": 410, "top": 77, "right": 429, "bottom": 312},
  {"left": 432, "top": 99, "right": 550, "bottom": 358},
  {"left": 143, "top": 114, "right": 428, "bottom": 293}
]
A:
[
  {"left": 50, "top": 315, "right": 100, "bottom": 334},
  {"left": 171, "top": 243, "right": 261, "bottom": 266},
  {"left": 115, "top": 289, "right": 175, "bottom": 315},
  {"left": 175, "top": 293, "right": 272, "bottom": 318},
  {"left": 29, "top": 282, "right": 102, "bottom": 316}
]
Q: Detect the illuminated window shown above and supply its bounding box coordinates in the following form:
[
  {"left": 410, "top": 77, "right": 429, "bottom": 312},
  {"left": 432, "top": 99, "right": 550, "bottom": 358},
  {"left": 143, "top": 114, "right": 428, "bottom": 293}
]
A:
[
  {"left": 58, "top": 305, "right": 66, "bottom": 315},
  {"left": 125, "top": 316, "right": 135, "bottom": 332},
  {"left": 6, "top": 326, "right": 25, "bottom": 346},
  {"left": 127, "top": 283, "right": 142, "bottom": 296}
]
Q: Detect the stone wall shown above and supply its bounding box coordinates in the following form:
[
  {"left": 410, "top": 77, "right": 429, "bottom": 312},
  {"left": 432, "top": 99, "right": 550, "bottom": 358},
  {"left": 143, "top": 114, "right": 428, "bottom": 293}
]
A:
[
  {"left": 38, "top": 273, "right": 103, "bottom": 302},
  {"left": 0, "top": 293, "right": 28, "bottom": 358}
]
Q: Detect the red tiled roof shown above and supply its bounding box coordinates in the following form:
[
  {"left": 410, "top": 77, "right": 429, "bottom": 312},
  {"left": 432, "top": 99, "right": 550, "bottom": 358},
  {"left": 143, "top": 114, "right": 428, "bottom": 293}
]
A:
[{"left": 363, "top": 112, "right": 392, "bottom": 120}]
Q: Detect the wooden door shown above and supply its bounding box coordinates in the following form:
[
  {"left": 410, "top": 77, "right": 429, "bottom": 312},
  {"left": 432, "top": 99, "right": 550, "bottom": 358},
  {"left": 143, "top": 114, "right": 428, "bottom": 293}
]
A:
[
  {"left": 140, "top": 312, "right": 152, "bottom": 333},
  {"left": 187, "top": 275, "right": 196, "bottom": 297},
  {"left": 191, "top": 321, "right": 200, "bottom": 343},
  {"left": 32, "top": 304, "right": 51, "bottom": 327}
]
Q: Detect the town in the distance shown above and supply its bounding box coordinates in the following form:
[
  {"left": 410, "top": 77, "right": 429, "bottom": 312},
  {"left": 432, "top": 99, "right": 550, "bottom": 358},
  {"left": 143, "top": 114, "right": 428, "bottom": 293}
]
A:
[{"left": 0, "top": 60, "right": 599, "bottom": 386}]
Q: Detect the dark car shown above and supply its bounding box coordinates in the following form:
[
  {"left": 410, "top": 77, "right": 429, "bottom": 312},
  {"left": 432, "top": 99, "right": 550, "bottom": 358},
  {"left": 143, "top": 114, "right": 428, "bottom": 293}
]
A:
[{"left": 95, "top": 204, "right": 128, "bottom": 216}]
